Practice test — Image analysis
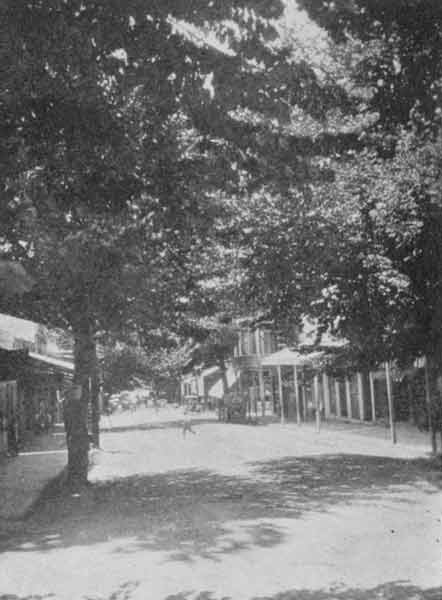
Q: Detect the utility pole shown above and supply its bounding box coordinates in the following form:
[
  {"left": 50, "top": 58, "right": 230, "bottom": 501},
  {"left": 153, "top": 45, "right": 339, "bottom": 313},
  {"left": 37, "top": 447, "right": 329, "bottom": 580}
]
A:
[
  {"left": 293, "top": 365, "right": 301, "bottom": 424},
  {"left": 277, "top": 365, "right": 285, "bottom": 424},
  {"left": 424, "top": 356, "right": 437, "bottom": 455},
  {"left": 385, "top": 362, "right": 397, "bottom": 445},
  {"left": 314, "top": 374, "right": 321, "bottom": 432}
]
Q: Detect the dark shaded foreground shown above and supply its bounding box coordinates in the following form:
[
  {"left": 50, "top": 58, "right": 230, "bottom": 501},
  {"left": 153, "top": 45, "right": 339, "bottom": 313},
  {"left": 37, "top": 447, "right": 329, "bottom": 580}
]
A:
[
  {"left": 1, "top": 581, "right": 441, "bottom": 600},
  {"left": 0, "top": 453, "right": 440, "bottom": 563},
  {"left": 164, "top": 583, "right": 442, "bottom": 600}
]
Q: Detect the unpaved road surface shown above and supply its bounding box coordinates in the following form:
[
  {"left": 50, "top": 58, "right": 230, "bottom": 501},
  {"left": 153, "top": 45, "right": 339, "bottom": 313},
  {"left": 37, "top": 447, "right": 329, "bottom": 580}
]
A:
[{"left": 0, "top": 408, "right": 441, "bottom": 600}]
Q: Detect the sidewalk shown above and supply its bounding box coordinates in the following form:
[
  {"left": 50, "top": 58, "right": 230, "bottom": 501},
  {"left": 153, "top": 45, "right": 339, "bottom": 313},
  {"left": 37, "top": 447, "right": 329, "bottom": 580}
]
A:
[
  {"left": 307, "top": 417, "right": 435, "bottom": 452},
  {"left": 0, "top": 427, "right": 67, "bottom": 522}
]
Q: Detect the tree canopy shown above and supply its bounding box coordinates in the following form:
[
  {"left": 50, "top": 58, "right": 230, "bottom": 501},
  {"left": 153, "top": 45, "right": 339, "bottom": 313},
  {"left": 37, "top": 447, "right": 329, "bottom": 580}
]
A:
[
  {"left": 1, "top": 0, "right": 362, "bottom": 483},
  {"left": 238, "top": 2, "right": 442, "bottom": 376},
  {"left": 0, "top": 1, "right": 356, "bottom": 333},
  {"left": 4, "top": 1, "right": 442, "bottom": 477}
]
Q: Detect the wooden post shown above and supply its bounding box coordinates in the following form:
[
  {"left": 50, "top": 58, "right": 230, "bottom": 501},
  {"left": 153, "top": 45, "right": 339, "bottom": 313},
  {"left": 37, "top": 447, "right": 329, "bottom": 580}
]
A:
[
  {"left": 302, "top": 370, "right": 307, "bottom": 420},
  {"left": 56, "top": 389, "right": 61, "bottom": 423},
  {"left": 293, "top": 365, "right": 301, "bottom": 424},
  {"left": 17, "top": 385, "right": 25, "bottom": 440},
  {"left": 369, "top": 371, "right": 376, "bottom": 422},
  {"left": 237, "top": 365, "right": 244, "bottom": 403},
  {"left": 345, "top": 377, "right": 352, "bottom": 419},
  {"left": 424, "top": 356, "right": 437, "bottom": 455},
  {"left": 258, "top": 365, "right": 265, "bottom": 417},
  {"left": 255, "top": 329, "right": 261, "bottom": 357},
  {"left": 357, "top": 372, "right": 365, "bottom": 421},
  {"left": 335, "top": 380, "right": 341, "bottom": 418},
  {"left": 385, "top": 362, "right": 397, "bottom": 444},
  {"left": 277, "top": 365, "right": 285, "bottom": 424},
  {"left": 254, "top": 330, "right": 261, "bottom": 419},
  {"left": 322, "top": 372, "right": 330, "bottom": 418},
  {"left": 238, "top": 330, "right": 243, "bottom": 357},
  {"left": 194, "top": 371, "right": 200, "bottom": 398},
  {"left": 0, "top": 384, "right": 7, "bottom": 453},
  {"left": 314, "top": 374, "right": 321, "bottom": 432}
]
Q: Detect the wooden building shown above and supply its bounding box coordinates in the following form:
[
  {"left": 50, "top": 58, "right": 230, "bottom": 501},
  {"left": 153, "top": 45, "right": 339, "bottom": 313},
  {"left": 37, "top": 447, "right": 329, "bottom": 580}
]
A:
[{"left": 0, "top": 348, "right": 73, "bottom": 455}]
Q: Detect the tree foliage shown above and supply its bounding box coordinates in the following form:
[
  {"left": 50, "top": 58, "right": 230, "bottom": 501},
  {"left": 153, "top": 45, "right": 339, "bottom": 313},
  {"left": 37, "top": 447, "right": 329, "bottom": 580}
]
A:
[
  {"left": 297, "top": 0, "right": 442, "bottom": 133},
  {"left": 240, "top": 2, "right": 442, "bottom": 376},
  {"left": 5, "top": 0, "right": 442, "bottom": 473},
  {"left": 2, "top": 0, "right": 358, "bottom": 482}
]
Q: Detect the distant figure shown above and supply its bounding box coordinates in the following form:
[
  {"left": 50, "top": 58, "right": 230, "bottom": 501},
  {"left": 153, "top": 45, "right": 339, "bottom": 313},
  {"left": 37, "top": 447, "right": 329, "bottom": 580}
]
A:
[
  {"left": 182, "top": 407, "right": 196, "bottom": 437},
  {"left": 36, "top": 400, "right": 49, "bottom": 432}
]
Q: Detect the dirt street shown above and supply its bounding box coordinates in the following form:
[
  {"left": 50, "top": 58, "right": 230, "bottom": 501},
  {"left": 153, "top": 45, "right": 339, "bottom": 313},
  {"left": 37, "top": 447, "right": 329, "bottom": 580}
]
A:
[{"left": 0, "top": 407, "right": 441, "bottom": 600}]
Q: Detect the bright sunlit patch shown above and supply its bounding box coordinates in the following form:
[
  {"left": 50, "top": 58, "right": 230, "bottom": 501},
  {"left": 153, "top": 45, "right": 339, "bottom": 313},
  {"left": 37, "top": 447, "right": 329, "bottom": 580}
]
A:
[
  {"left": 19, "top": 542, "right": 37, "bottom": 549},
  {"left": 110, "top": 48, "right": 128, "bottom": 66}
]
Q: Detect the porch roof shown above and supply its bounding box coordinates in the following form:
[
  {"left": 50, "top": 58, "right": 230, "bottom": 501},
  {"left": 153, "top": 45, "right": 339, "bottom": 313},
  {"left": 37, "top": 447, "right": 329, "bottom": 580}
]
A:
[
  {"left": 202, "top": 365, "right": 219, "bottom": 378},
  {"left": 28, "top": 351, "right": 74, "bottom": 373},
  {"left": 261, "top": 348, "right": 324, "bottom": 367}
]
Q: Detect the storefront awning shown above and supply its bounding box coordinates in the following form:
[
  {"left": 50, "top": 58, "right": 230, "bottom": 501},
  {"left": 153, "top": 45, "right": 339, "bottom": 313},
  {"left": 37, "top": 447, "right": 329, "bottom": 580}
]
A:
[{"left": 28, "top": 352, "right": 74, "bottom": 373}]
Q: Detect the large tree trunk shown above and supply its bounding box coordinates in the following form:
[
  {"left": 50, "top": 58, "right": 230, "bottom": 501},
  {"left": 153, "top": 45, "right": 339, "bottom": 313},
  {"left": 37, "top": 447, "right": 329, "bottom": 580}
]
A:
[
  {"left": 64, "top": 381, "right": 88, "bottom": 488},
  {"left": 66, "top": 318, "right": 99, "bottom": 487},
  {"left": 89, "top": 345, "right": 100, "bottom": 448},
  {"left": 359, "top": 367, "right": 371, "bottom": 421}
]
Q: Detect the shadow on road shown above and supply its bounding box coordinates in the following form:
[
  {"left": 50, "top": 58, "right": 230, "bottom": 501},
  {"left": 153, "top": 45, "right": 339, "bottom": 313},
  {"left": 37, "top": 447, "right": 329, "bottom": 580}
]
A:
[
  {"left": 249, "top": 454, "right": 441, "bottom": 501},
  {"left": 1, "top": 581, "right": 440, "bottom": 600},
  {"left": 0, "top": 595, "right": 55, "bottom": 600},
  {"left": 0, "top": 580, "right": 140, "bottom": 600},
  {"left": 100, "top": 418, "right": 217, "bottom": 434},
  {"left": 163, "top": 582, "right": 442, "bottom": 600},
  {"left": 0, "top": 452, "right": 440, "bottom": 564}
]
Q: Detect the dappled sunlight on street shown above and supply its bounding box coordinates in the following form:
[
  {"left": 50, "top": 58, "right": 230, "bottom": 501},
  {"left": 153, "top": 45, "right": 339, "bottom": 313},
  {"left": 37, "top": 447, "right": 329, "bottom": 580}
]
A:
[
  {"left": 5, "top": 1, "right": 442, "bottom": 598},
  {"left": 0, "top": 408, "right": 441, "bottom": 600}
]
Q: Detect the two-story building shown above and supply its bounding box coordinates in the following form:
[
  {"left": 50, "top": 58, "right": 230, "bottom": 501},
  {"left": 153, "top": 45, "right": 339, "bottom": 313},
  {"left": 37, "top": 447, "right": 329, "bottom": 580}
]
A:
[
  {"left": 180, "top": 320, "right": 279, "bottom": 415},
  {"left": 231, "top": 321, "right": 278, "bottom": 416}
]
